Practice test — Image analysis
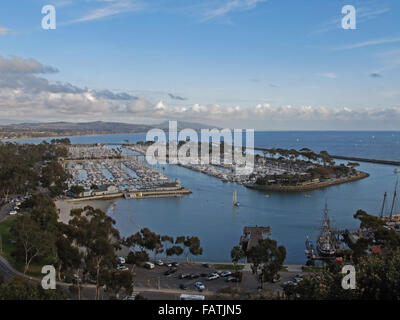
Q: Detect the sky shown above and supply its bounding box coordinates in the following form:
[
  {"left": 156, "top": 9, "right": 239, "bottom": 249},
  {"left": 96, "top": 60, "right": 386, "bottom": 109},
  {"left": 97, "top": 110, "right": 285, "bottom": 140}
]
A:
[{"left": 0, "top": 0, "right": 399, "bottom": 130}]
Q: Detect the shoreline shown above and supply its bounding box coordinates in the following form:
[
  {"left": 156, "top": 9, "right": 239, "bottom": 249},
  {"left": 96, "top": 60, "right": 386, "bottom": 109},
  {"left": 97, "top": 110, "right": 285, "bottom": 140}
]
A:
[{"left": 247, "top": 171, "right": 370, "bottom": 192}]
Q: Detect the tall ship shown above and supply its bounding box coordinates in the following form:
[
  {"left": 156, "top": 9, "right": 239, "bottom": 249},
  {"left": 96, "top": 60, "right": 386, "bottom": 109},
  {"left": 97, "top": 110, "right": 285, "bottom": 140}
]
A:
[
  {"left": 380, "top": 179, "right": 400, "bottom": 229},
  {"left": 316, "top": 202, "right": 336, "bottom": 257}
]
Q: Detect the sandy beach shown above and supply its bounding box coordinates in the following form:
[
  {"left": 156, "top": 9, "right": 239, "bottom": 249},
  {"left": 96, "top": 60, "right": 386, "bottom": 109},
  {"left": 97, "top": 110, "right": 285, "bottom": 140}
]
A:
[{"left": 55, "top": 199, "right": 116, "bottom": 224}]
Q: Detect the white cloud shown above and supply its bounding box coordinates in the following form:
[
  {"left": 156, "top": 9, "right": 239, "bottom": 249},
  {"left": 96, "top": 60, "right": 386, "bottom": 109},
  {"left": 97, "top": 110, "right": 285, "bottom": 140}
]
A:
[
  {"left": 334, "top": 37, "right": 400, "bottom": 50},
  {"left": 202, "top": 0, "right": 266, "bottom": 21},
  {"left": 0, "top": 25, "right": 12, "bottom": 36},
  {"left": 0, "top": 55, "right": 399, "bottom": 129},
  {"left": 73, "top": 0, "right": 144, "bottom": 23},
  {"left": 320, "top": 73, "right": 337, "bottom": 79}
]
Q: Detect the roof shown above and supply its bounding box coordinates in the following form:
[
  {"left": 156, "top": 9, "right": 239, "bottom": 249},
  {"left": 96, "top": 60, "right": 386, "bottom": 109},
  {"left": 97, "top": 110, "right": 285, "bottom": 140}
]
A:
[{"left": 371, "top": 246, "right": 382, "bottom": 254}]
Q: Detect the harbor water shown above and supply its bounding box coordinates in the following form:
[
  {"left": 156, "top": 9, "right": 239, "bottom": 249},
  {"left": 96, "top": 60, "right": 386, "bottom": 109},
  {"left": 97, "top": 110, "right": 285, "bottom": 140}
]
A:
[{"left": 10, "top": 131, "right": 400, "bottom": 264}]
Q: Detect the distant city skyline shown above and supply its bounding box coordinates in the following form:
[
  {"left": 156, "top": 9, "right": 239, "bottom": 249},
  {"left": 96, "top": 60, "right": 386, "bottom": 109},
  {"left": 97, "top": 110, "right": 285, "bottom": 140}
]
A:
[{"left": 0, "top": 0, "right": 399, "bottom": 130}]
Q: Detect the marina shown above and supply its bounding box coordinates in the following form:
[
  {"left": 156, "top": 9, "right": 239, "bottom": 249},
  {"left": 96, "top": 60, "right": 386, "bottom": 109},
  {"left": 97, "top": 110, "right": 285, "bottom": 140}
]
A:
[{"left": 63, "top": 145, "right": 191, "bottom": 200}]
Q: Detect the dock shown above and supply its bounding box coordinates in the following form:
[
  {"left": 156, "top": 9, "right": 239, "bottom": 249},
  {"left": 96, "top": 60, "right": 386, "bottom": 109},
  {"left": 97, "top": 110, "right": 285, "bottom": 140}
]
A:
[{"left": 240, "top": 226, "right": 271, "bottom": 251}]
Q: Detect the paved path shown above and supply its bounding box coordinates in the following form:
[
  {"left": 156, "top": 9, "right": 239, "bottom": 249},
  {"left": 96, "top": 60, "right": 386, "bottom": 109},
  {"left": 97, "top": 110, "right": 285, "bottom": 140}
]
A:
[
  {"left": 0, "top": 203, "right": 13, "bottom": 222},
  {"left": 285, "top": 264, "right": 303, "bottom": 272},
  {"left": 0, "top": 254, "right": 20, "bottom": 282}
]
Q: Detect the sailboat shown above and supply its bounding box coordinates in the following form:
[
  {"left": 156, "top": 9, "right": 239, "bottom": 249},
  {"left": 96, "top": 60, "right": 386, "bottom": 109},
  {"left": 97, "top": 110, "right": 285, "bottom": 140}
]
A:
[
  {"left": 316, "top": 202, "right": 336, "bottom": 257},
  {"left": 233, "top": 190, "right": 240, "bottom": 207}
]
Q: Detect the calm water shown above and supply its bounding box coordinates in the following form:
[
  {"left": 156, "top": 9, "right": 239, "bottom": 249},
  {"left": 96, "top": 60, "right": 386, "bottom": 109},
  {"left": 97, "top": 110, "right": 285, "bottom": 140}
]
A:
[{"left": 9, "top": 131, "right": 400, "bottom": 264}]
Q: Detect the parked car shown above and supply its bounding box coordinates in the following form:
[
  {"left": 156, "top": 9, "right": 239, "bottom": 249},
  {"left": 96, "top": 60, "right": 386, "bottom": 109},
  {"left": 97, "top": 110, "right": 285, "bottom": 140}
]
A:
[
  {"left": 225, "top": 276, "right": 239, "bottom": 282},
  {"left": 190, "top": 273, "right": 200, "bottom": 279},
  {"left": 207, "top": 273, "right": 219, "bottom": 281},
  {"left": 144, "top": 262, "right": 155, "bottom": 269},
  {"left": 272, "top": 275, "right": 281, "bottom": 283},
  {"left": 117, "top": 265, "right": 129, "bottom": 271},
  {"left": 171, "top": 262, "right": 179, "bottom": 267},
  {"left": 164, "top": 262, "right": 172, "bottom": 267},
  {"left": 195, "top": 282, "right": 205, "bottom": 291},
  {"left": 155, "top": 260, "right": 164, "bottom": 266},
  {"left": 281, "top": 280, "right": 297, "bottom": 287},
  {"left": 123, "top": 292, "right": 140, "bottom": 300},
  {"left": 220, "top": 271, "right": 232, "bottom": 277},
  {"left": 179, "top": 273, "right": 190, "bottom": 279},
  {"left": 117, "top": 257, "right": 126, "bottom": 265},
  {"left": 164, "top": 267, "right": 178, "bottom": 276},
  {"left": 202, "top": 263, "right": 211, "bottom": 268},
  {"left": 293, "top": 274, "right": 304, "bottom": 283}
]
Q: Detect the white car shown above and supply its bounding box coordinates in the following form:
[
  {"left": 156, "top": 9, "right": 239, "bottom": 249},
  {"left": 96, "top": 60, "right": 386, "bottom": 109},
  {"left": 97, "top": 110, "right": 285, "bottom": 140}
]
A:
[
  {"left": 195, "top": 282, "right": 205, "bottom": 291},
  {"left": 207, "top": 273, "right": 219, "bottom": 280},
  {"left": 220, "top": 271, "right": 232, "bottom": 277},
  {"left": 117, "top": 265, "right": 129, "bottom": 271},
  {"left": 9, "top": 211, "right": 17, "bottom": 215},
  {"left": 155, "top": 260, "right": 164, "bottom": 266},
  {"left": 117, "top": 257, "right": 126, "bottom": 265}
]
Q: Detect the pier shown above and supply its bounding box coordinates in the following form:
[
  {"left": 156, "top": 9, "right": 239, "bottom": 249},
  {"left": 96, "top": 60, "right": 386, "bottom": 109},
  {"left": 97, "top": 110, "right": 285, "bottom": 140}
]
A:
[{"left": 240, "top": 226, "right": 271, "bottom": 251}]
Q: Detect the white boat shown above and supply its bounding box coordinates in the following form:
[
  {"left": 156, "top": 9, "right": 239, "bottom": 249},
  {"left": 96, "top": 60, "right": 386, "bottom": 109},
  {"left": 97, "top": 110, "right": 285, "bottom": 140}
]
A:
[{"left": 233, "top": 190, "right": 240, "bottom": 207}]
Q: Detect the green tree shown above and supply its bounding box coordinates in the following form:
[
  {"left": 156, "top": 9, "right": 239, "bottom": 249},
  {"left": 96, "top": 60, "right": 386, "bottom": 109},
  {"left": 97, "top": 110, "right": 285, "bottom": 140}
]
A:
[
  {"left": 246, "top": 238, "right": 286, "bottom": 289},
  {"left": 11, "top": 215, "right": 55, "bottom": 274},
  {"left": 68, "top": 206, "right": 120, "bottom": 300},
  {"left": 176, "top": 236, "right": 203, "bottom": 263},
  {"left": 231, "top": 246, "right": 245, "bottom": 272}
]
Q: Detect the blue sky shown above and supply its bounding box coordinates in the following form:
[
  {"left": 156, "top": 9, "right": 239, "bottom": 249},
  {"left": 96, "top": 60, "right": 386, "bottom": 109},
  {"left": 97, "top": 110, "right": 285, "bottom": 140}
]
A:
[{"left": 0, "top": 0, "right": 399, "bottom": 129}]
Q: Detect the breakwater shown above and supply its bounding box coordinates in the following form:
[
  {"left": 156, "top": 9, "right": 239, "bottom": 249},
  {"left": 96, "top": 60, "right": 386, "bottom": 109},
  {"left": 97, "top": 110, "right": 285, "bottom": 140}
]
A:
[{"left": 252, "top": 147, "right": 400, "bottom": 166}]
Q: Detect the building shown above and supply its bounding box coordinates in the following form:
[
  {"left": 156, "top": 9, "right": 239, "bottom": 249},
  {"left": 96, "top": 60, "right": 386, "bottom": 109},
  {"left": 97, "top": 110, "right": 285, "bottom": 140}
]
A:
[{"left": 240, "top": 226, "right": 271, "bottom": 252}]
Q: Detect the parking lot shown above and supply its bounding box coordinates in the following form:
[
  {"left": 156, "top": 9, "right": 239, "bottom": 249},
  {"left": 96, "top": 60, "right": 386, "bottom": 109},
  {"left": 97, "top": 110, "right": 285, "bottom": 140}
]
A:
[{"left": 129, "top": 262, "right": 301, "bottom": 294}]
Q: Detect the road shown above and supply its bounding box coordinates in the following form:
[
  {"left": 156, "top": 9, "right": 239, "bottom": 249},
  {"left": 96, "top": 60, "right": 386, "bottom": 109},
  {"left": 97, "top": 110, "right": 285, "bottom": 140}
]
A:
[
  {"left": 0, "top": 202, "right": 13, "bottom": 222},
  {"left": 0, "top": 254, "right": 18, "bottom": 282}
]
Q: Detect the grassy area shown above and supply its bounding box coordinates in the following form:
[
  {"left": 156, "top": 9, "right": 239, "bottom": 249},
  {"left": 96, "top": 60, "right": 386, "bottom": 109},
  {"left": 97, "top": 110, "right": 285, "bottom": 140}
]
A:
[
  {"left": 0, "top": 215, "right": 17, "bottom": 261},
  {"left": 302, "top": 266, "right": 323, "bottom": 273},
  {"left": 0, "top": 215, "right": 43, "bottom": 278},
  {"left": 212, "top": 264, "right": 244, "bottom": 270}
]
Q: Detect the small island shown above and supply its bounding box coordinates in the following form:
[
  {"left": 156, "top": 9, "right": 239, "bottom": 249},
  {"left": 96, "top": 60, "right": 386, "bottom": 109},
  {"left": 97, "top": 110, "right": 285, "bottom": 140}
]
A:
[{"left": 246, "top": 148, "right": 369, "bottom": 192}]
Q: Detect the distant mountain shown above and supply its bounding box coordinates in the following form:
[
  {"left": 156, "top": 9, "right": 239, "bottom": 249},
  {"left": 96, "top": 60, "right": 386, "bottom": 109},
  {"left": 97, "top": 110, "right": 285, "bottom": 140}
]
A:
[
  {"left": 0, "top": 120, "right": 219, "bottom": 140},
  {"left": 7, "top": 121, "right": 153, "bottom": 132}
]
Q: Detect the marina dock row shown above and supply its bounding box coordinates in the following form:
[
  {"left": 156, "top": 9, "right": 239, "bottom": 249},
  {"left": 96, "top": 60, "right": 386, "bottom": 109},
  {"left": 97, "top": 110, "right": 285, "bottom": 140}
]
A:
[{"left": 65, "top": 186, "right": 191, "bottom": 202}]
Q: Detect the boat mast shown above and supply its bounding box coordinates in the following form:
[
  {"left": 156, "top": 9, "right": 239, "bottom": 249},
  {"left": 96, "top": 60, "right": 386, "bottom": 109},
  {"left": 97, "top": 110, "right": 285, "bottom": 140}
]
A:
[
  {"left": 322, "top": 200, "right": 330, "bottom": 229},
  {"left": 389, "top": 179, "right": 398, "bottom": 219},
  {"left": 380, "top": 192, "right": 387, "bottom": 219}
]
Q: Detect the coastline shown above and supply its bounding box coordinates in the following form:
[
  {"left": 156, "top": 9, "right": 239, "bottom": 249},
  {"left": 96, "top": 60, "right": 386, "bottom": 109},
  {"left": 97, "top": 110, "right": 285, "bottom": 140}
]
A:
[
  {"left": 246, "top": 171, "right": 370, "bottom": 192},
  {"left": 1, "top": 131, "right": 148, "bottom": 142}
]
